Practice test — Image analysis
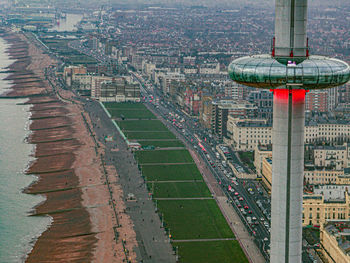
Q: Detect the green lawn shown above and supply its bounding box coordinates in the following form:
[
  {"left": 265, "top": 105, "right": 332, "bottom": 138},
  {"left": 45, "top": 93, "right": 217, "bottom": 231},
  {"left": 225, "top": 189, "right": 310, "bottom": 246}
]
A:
[
  {"left": 104, "top": 102, "right": 147, "bottom": 110},
  {"left": 175, "top": 240, "right": 248, "bottom": 263},
  {"left": 42, "top": 38, "right": 97, "bottom": 65},
  {"left": 125, "top": 131, "right": 176, "bottom": 140},
  {"left": 108, "top": 109, "right": 156, "bottom": 119},
  {"left": 138, "top": 140, "right": 184, "bottom": 148},
  {"left": 104, "top": 102, "right": 156, "bottom": 119},
  {"left": 158, "top": 199, "right": 234, "bottom": 240},
  {"left": 141, "top": 164, "right": 203, "bottom": 181},
  {"left": 238, "top": 151, "right": 255, "bottom": 171},
  {"left": 135, "top": 150, "right": 194, "bottom": 164},
  {"left": 148, "top": 182, "right": 211, "bottom": 198},
  {"left": 117, "top": 120, "right": 168, "bottom": 131}
]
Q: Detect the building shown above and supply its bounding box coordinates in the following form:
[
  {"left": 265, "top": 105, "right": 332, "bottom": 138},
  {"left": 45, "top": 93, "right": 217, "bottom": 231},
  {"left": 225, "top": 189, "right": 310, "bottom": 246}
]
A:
[
  {"left": 228, "top": 118, "right": 350, "bottom": 151},
  {"left": 91, "top": 76, "right": 113, "bottom": 98},
  {"left": 303, "top": 186, "right": 350, "bottom": 226},
  {"left": 306, "top": 90, "right": 328, "bottom": 112},
  {"left": 63, "top": 65, "right": 87, "bottom": 87},
  {"left": 227, "top": 117, "right": 272, "bottom": 151},
  {"left": 314, "top": 144, "right": 350, "bottom": 169},
  {"left": 199, "top": 95, "right": 214, "bottom": 129},
  {"left": 262, "top": 157, "right": 272, "bottom": 194},
  {"left": 247, "top": 90, "right": 273, "bottom": 119},
  {"left": 183, "top": 56, "right": 196, "bottom": 65},
  {"left": 261, "top": 157, "right": 350, "bottom": 191},
  {"left": 254, "top": 144, "right": 272, "bottom": 178},
  {"left": 320, "top": 221, "right": 350, "bottom": 263},
  {"left": 183, "top": 88, "right": 201, "bottom": 116},
  {"left": 212, "top": 100, "right": 257, "bottom": 139},
  {"left": 304, "top": 168, "right": 350, "bottom": 185},
  {"left": 199, "top": 62, "right": 220, "bottom": 75},
  {"left": 97, "top": 78, "right": 140, "bottom": 102},
  {"left": 71, "top": 74, "right": 93, "bottom": 94}
]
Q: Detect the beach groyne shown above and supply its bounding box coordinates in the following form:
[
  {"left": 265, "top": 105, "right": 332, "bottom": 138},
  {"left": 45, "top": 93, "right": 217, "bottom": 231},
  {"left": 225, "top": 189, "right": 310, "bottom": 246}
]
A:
[{"left": 1, "top": 31, "right": 98, "bottom": 262}]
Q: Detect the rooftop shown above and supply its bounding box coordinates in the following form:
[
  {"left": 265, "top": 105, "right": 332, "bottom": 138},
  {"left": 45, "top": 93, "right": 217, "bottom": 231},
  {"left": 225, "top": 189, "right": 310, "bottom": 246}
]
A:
[{"left": 324, "top": 221, "right": 350, "bottom": 257}]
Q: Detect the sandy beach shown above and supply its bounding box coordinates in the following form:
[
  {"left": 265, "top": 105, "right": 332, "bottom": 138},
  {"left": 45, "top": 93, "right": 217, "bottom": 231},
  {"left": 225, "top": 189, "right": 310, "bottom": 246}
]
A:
[{"left": 0, "top": 29, "right": 137, "bottom": 262}]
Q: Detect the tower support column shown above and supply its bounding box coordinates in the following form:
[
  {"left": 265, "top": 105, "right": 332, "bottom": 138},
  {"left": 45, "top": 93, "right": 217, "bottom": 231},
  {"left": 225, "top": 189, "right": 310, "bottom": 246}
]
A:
[{"left": 270, "top": 88, "right": 306, "bottom": 263}]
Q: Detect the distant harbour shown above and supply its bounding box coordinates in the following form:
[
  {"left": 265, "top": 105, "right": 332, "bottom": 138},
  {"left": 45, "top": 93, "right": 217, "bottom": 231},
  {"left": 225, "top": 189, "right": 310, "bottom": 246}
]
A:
[{"left": 0, "top": 36, "right": 51, "bottom": 262}]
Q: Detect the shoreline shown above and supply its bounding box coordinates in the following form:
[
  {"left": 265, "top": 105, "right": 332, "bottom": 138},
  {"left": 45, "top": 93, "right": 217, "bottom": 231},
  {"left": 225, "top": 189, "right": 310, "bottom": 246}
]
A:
[{"left": 0, "top": 29, "right": 134, "bottom": 262}]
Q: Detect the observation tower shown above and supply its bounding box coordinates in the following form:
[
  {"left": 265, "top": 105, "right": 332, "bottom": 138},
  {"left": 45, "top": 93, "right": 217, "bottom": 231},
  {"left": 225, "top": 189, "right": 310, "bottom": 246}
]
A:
[{"left": 228, "top": 0, "right": 350, "bottom": 262}]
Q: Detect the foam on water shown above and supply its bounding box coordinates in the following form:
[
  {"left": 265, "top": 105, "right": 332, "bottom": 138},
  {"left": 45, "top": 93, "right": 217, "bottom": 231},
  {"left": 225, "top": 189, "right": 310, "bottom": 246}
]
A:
[{"left": 0, "top": 37, "right": 51, "bottom": 262}]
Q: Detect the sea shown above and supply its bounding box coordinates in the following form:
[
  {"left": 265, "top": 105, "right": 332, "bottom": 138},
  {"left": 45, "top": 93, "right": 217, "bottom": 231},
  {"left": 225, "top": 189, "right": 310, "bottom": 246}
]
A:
[{"left": 0, "top": 38, "right": 51, "bottom": 262}]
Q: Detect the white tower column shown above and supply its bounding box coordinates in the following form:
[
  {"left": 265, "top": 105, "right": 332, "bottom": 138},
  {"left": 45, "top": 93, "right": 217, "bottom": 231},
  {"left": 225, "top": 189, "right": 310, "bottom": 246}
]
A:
[
  {"left": 275, "top": 0, "right": 308, "bottom": 57},
  {"left": 270, "top": 88, "right": 305, "bottom": 263}
]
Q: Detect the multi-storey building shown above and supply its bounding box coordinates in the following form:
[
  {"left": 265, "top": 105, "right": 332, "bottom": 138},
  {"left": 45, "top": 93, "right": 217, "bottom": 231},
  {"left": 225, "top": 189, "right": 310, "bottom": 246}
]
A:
[
  {"left": 306, "top": 90, "right": 328, "bottom": 112},
  {"left": 254, "top": 144, "right": 272, "bottom": 177},
  {"left": 304, "top": 168, "right": 350, "bottom": 185},
  {"left": 247, "top": 90, "right": 273, "bottom": 119},
  {"left": 228, "top": 117, "right": 350, "bottom": 151},
  {"left": 320, "top": 221, "right": 350, "bottom": 263},
  {"left": 96, "top": 77, "right": 140, "bottom": 102},
  {"left": 314, "top": 144, "right": 350, "bottom": 169},
  {"left": 227, "top": 117, "right": 272, "bottom": 151},
  {"left": 302, "top": 186, "right": 350, "bottom": 227},
  {"left": 63, "top": 65, "right": 87, "bottom": 87}
]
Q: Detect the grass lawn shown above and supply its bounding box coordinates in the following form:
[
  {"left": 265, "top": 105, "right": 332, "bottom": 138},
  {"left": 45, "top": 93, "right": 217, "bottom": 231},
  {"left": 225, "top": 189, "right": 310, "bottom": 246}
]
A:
[
  {"left": 108, "top": 109, "right": 156, "bottom": 119},
  {"left": 135, "top": 150, "right": 194, "bottom": 164},
  {"left": 303, "top": 227, "right": 320, "bottom": 245},
  {"left": 104, "top": 102, "right": 147, "bottom": 110},
  {"left": 117, "top": 120, "right": 168, "bottom": 131},
  {"left": 158, "top": 199, "right": 234, "bottom": 240},
  {"left": 124, "top": 131, "right": 176, "bottom": 140},
  {"left": 148, "top": 182, "right": 211, "bottom": 198},
  {"left": 138, "top": 140, "right": 184, "bottom": 148},
  {"left": 141, "top": 164, "right": 202, "bottom": 181},
  {"left": 42, "top": 38, "right": 97, "bottom": 64},
  {"left": 104, "top": 102, "right": 156, "bottom": 119},
  {"left": 238, "top": 151, "right": 255, "bottom": 171},
  {"left": 175, "top": 240, "right": 248, "bottom": 263}
]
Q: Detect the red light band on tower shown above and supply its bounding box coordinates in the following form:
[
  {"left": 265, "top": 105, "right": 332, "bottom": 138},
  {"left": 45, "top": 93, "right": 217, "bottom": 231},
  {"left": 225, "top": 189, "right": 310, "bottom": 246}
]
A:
[{"left": 271, "top": 89, "right": 308, "bottom": 103}]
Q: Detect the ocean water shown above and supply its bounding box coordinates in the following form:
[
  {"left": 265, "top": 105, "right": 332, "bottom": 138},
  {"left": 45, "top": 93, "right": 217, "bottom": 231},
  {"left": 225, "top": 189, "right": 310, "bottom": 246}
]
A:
[{"left": 0, "top": 38, "right": 51, "bottom": 262}]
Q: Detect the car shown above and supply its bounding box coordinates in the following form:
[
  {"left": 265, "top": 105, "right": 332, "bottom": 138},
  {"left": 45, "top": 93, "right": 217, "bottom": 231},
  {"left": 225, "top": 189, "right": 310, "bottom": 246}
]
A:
[
  {"left": 234, "top": 192, "right": 239, "bottom": 196},
  {"left": 248, "top": 210, "right": 253, "bottom": 214},
  {"left": 244, "top": 205, "right": 249, "bottom": 209},
  {"left": 252, "top": 216, "right": 257, "bottom": 221},
  {"left": 237, "top": 204, "right": 242, "bottom": 208},
  {"left": 260, "top": 217, "right": 265, "bottom": 221},
  {"left": 239, "top": 197, "right": 243, "bottom": 201}
]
